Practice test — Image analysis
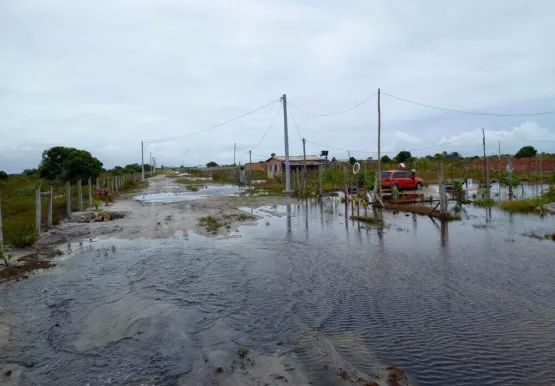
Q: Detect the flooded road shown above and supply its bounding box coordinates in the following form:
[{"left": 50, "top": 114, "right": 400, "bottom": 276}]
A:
[{"left": 1, "top": 192, "right": 555, "bottom": 385}]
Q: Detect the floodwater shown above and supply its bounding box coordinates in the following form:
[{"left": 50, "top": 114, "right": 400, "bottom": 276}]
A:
[
  {"left": 2, "top": 199, "right": 555, "bottom": 385},
  {"left": 134, "top": 184, "right": 243, "bottom": 203}
]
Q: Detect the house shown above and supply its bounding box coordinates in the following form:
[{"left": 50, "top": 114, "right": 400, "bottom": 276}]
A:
[
  {"left": 265, "top": 153, "right": 330, "bottom": 179},
  {"left": 245, "top": 161, "right": 267, "bottom": 173}
]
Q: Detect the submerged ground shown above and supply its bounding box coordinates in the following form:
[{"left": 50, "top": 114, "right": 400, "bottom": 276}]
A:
[{"left": 1, "top": 176, "right": 554, "bottom": 385}]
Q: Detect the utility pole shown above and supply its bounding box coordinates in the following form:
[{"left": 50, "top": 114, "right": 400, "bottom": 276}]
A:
[
  {"left": 498, "top": 141, "right": 501, "bottom": 195},
  {"left": 141, "top": 141, "right": 145, "bottom": 180},
  {"left": 482, "top": 129, "right": 489, "bottom": 198},
  {"left": 374, "top": 88, "right": 382, "bottom": 202},
  {"left": 302, "top": 138, "right": 307, "bottom": 190},
  {"left": 282, "top": 94, "right": 291, "bottom": 193},
  {"left": 150, "top": 152, "right": 153, "bottom": 176},
  {"left": 233, "top": 143, "right": 236, "bottom": 166},
  {"left": 153, "top": 157, "right": 156, "bottom": 174},
  {"left": 348, "top": 150, "right": 351, "bottom": 160}
]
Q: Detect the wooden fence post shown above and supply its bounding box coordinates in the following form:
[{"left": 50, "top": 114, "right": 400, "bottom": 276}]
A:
[
  {"left": 96, "top": 179, "right": 100, "bottom": 190},
  {"left": 66, "top": 181, "right": 71, "bottom": 218},
  {"left": 0, "top": 192, "right": 4, "bottom": 246},
  {"left": 88, "top": 178, "right": 92, "bottom": 208},
  {"left": 439, "top": 160, "right": 446, "bottom": 215},
  {"left": 35, "top": 187, "right": 41, "bottom": 235},
  {"left": 77, "top": 180, "right": 83, "bottom": 211},
  {"left": 115, "top": 176, "right": 119, "bottom": 193},
  {"left": 48, "top": 186, "right": 53, "bottom": 227}
]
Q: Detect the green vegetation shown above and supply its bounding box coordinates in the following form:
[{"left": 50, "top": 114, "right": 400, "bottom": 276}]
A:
[
  {"left": 472, "top": 197, "right": 496, "bottom": 207},
  {"left": 198, "top": 213, "right": 256, "bottom": 234},
  {"left": 516, "top": 145, "right": 537, "bottom": 159},
  {"left": 499, "top": 198, "right": 542, "bottom": 213},
  {"left": 175, "top": 178, "right": 210, "bottom": 185},
  {"left": 39, "top": 146, "right": 103, "bottom": 181},
  {"left": 206, "top": 161, "right": 219, "bottom": 167},
  {"left": 0, "top": 171, "right": 8, "bottom": 181},
  {"left": 395, "top": 150, "right": 412, "bottom": 163},
  {"left": 237, "top": 347, "right": 249, "bottom": 359},
  {"left": 185, "top": 185, "right": 199, "bottom": 192},
  {"left": 350, "top": 215, "right": 384, "bottom": 227}
]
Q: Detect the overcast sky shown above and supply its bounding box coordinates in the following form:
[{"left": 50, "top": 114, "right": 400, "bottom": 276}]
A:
[{"left": 1, "top": 0, "right": 554, "bottom": 173}]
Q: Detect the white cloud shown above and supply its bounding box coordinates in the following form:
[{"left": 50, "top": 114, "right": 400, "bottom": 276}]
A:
[{"left": 1, "top": 0, "right": 554, "bottom": 172}]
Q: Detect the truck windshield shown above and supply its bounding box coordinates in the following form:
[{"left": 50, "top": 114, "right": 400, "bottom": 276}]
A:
[{"left": 381, "top": 171, "right": 392, "bottom": 178}]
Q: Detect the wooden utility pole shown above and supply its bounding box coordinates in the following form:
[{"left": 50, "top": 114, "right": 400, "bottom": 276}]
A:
[
  {"left": 35, "top": 187, "right": 41, "bottom": 235},
  {"left": 302, "top": 138, "right": 307, "bottom": 189},
  {"left": 439, "top": 160, "right": 446, "bottom": 214},
  {"left": 0, "top": 192, "right": 4, "bottom": 246},
  {"left": 233, "top": 143, "right": 236, "bottom": 166},
  {"left": 374, "top": 88, "right": 382, "bottom": 203},
  {"left": 249, "top": 150, "right": 252, "bottom": 187},
  {"left": 482, "top": 129, "right": 490, "bottom": 197}
]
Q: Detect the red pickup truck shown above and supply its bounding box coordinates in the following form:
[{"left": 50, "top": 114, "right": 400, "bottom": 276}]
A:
[{"left": 381, "top": 170, "right": 424, "bottom": 190}]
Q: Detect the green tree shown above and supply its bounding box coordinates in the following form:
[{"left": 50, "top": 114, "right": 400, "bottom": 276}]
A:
[
  {"left": 0, "top": 171, "right": 8, "bottom": 181},
  {"left": 206, "top": 161, "right": 219, "bottom": 168},
  {"left": 381, "top": 155, "right": 391, "bottom": 163},
  {"left": 348, "top": 156, "right": 357, "bottom": 165},
  {"left": 395, "top": 150, "right": 412, "bottom": 163},
  {"left": 39, "top": 146, "right": 103, "bottom": 181},
  {"left": 22, "top": 168, "right": 38, "bottom": 176},
  {"left": 515, "top": 145, "right": 537, "bottom": 158}
]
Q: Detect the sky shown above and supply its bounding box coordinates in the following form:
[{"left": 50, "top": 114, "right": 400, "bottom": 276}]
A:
[{"left": 1, "top": 0, "right": 554, "bottom": 173}]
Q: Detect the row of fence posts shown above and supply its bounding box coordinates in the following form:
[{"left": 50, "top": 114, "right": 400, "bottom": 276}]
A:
[{"left": 0, "top": 172, "right": 142, "bottom": 245}]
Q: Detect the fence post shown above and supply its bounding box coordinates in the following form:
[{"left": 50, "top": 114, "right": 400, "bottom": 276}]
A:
[
  {"left": 88, "top": 178, "right": 92, "bottom": 208},
  {"left": 96, "top": 179, "right": 100, "bottom": 190},
  {"left": 439, "top": 160, "right": 446, "bottom": 215},
  {"left": 48, "top": 186, "right": 53, "bottom": 227},
  {"left": 77, "top": 179, "right": 83, "bottom": 211},
  {"left": 115, "top": 176, "right": 119, "bottom": 193},
  {"left": 35, "top": 187, "right": 41, "bottom": 235},
  {"left": 0, "top": 192, "right": 4, "bottom": 246},
  {"left": 66, "top": 181, "right": 71, "bottom": 218}
]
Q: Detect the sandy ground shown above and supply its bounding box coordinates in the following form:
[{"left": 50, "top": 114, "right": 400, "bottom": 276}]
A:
[{"left": 4, "top": 176, "right": 297, "bottom": 263}]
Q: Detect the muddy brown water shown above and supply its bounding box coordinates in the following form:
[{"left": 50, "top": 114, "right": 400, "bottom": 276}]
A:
[{"left": 1, "top": 198, "right": 555, "bottom": 385}]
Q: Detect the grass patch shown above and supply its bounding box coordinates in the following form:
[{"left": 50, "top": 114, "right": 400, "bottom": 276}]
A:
[
  {"left": 198, "top": 216, "right": 222, "bottom": 233},
  {"left": 199, "top": 213, "right": 256, "bottom": 234},
  {"left": 472, "top": 197, "right": 496, "bottom": 207},
  {"left": 185, "top": 185, "right": 199, "bottom": 192},
  {"left": 499, "top": 198, "right": 542, "bottom": 213},
  {"left": 385, "top": 203, "right": 461, "bottom": 221},
  {"left": 237, "top": 347, "right": 249, "bottom": 359},
  {"left": 350, "top": 215, "right": 384, "bottom": 227}
]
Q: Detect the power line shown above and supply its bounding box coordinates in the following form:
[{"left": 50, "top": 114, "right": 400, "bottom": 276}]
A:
[
  {"left": 288, "top": 93, "right": 377, "bottom": 117},
  {"left": 252, "top": 104, "right": 282, "bottom": 150},
  {"left": 288, "top": 108, "right": 303, "bottom": 139},
  {"left": 382, "top": 92, "right": 555, "bottom": 116},
  {"left": 144, "top": 99, "right": 280, "bottom": 144},
  {"left": 489, "top": 131, "right": 555, "bottom": 142}
]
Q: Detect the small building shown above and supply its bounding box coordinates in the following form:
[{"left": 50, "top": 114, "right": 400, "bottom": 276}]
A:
[
  {"left": 245, "top": 161, "right": 267, "bottom": 173},
  {"left": 265, "top": 153, "right": 330, "bottom": 179}
]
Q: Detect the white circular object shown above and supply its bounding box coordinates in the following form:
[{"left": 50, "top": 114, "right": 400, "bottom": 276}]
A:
[{"left": 353, "top": 162, "right": 361, "bottom": 174}]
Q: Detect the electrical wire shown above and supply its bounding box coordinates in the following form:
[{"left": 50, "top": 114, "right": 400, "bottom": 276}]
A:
[
  {"left": 144, "top": 99, "right": 280, "bottom": 144},
  {"left": 382, "top": 92, "right": 555, "bottom": 116},
  {"left": 488, "top": 131, "right": 555, "bottom": 142},
  {"left": 288, "top": 93, "right": 377, "bottom": 117},
  {"left": 252, "top": 105, "right": 282, "bottom": 150},
  {"left": 288, "top": 108, "right": 304, "bottom": 139}
]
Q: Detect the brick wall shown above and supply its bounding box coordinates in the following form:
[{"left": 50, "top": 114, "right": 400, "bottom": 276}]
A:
[{"left": 471, "top": 157, "right": 555, "bottom": 172}]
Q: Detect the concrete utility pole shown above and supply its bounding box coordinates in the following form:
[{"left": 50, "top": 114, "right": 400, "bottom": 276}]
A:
[
  {"left": 233, "top": 143, "right": 236, "bottom": 166},
  {"left": 282, "top": 94, "right": 291, "bottom": 193},
  {"left": 374, "top": 88, "right": 382, "bottom": 202},
  {"left": 248, "top": 150, "right": 252, "bottom": 187},
  {"left": 141, "top": 141, "right": 145, "bottom": 180},
  {"left": 150, "top": 152, "right": 152, "bottom": 176},
  {"left": 302, "top": 138, "right": 307, "bottom": 175},
  {"left": 482, "top": 129, "right": 490, "bottom": 198}
]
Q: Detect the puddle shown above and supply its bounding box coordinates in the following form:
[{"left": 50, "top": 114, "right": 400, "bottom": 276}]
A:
[
  {"left": 1, "top": 199, "right": 555, "bottom": 385},
  {"left": 134, "top": 185, "right": 243, "bottom": 203}
]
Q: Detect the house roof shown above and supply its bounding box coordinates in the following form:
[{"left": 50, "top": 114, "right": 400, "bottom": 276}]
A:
[{"left": 266, "top": 155, "right": 328, "bottom": 163}]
